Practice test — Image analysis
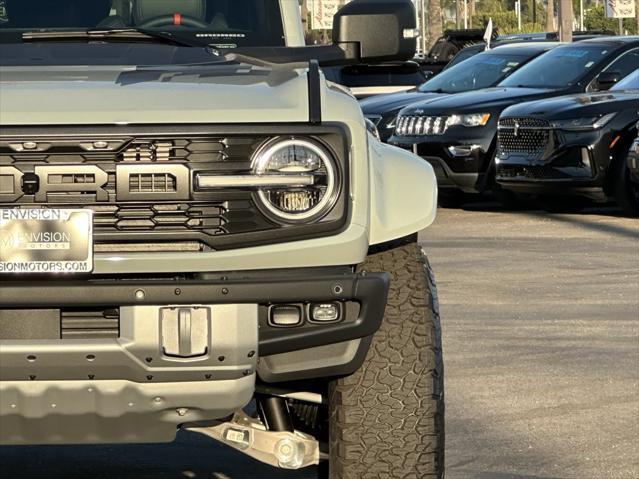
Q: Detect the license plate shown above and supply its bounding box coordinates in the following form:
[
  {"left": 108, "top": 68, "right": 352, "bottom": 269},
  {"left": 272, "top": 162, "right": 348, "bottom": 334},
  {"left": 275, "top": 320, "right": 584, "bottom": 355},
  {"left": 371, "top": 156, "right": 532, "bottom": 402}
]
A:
[{"left": 0, "top": 209, "right": 93, "bottom": 274}]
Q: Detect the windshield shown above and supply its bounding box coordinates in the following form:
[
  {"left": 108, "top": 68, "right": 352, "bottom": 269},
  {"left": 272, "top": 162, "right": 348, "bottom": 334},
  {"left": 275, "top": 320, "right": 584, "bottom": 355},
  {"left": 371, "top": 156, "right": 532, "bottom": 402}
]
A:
[
  {"left": 611, "top": 69, "right": 639, "bottom": 90},
  {"left": 499, "top": 45, "right": 612, "bottom": 89},
  {"left": 0, "top": 0, "right": 285, "bottom": 47},
  {"left": 443, "top": 47, "right": 480, "bottom": 69},
  {"left": 420, "top": 52, "right": 531, "bottom": 94}
]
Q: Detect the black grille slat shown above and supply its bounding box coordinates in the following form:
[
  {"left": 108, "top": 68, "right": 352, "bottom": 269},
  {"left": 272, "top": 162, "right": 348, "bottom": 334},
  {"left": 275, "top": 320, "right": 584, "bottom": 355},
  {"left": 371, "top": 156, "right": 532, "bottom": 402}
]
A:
[
  {"left": 497, "top": 164, "right": 569, "bottom": 180},
  {"left": 61, "top": 309, "right": 120, "bottom": 339}
]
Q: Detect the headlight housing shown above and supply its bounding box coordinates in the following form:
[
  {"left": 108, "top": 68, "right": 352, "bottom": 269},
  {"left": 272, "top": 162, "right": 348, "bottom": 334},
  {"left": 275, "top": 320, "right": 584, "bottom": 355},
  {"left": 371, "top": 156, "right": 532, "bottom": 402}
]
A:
[
  {"left": 447, "top": 113, "right": 491, "bottom": 127},
  {"left": 252, "top": 138, "right": 339, "bottom": 223},
  {"left": 551, "top": 113, "right": 616, "bottom": 131}
]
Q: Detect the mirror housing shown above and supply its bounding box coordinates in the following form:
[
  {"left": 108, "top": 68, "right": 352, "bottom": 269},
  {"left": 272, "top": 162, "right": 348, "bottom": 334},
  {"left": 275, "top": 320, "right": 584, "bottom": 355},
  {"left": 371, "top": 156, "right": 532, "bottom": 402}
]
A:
[
  {"left": 332, "top": 0, "right": 417, "bottom": 64},
  {"left": 594, "top": 71, "right": 621, "bottom": 91}
]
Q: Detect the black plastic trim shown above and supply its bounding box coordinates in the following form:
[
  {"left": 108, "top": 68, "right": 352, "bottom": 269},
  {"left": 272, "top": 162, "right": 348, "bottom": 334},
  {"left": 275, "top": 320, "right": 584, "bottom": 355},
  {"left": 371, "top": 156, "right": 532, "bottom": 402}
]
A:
[
  {"left": 0, "top": 272, "right": 389, "bottom": 357},
  {"left": 308, "top": 60, "right": 322, "bottom": 125}
]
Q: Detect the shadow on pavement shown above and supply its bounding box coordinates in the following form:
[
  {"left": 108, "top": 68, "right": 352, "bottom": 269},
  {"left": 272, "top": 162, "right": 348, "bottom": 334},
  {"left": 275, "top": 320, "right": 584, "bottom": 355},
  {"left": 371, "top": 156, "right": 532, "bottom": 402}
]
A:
[{"left": 0, "top": 431, "right": 318, "bottom": 479}]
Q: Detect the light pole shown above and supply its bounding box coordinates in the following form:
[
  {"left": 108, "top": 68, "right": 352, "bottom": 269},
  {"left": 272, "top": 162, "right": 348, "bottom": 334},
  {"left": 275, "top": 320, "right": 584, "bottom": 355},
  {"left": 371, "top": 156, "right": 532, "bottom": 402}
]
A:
[{"left": 421, "top": 0, "right": 427, "bottom": 54}]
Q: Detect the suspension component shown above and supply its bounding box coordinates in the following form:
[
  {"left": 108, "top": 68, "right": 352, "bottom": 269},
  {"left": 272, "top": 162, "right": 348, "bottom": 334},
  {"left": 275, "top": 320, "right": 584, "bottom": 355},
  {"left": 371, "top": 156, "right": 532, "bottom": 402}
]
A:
[{"left": 186, "top": 409, "right": 320, "bottom": 470}]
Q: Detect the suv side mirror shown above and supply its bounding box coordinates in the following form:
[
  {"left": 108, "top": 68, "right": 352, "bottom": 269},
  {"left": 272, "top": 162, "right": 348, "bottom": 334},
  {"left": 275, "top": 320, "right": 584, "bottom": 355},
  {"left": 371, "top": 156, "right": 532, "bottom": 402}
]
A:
[
  {"left": 332, "top": 0, "right": 417, "bottom": 64},
  {"left": 594, "top": 71, "right": 622, "bottom": 91}
]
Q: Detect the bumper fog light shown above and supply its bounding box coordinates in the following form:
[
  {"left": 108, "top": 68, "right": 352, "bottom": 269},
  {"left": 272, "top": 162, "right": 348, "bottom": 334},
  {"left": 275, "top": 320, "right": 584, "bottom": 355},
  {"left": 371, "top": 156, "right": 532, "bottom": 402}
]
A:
[
  {"left": 269, "top": 305, "right": 303, "bottom": 327},
  {"left": 447, "top": 145, "right": 481, "bottom": 157},
  {"left": 310, "top": 303, "right": 341, "bottom": 322}
]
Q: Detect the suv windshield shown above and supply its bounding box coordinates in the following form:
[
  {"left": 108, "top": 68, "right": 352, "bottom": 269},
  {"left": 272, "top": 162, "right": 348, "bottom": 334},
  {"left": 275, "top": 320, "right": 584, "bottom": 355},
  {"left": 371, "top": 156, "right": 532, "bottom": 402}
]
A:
[
  {"left": 420, "top": 52, "right": 530, "bottom": 93},
  {"left": 499, "top": 45, "right": 611, "bottom": 89},
  {"left": 0, "top": 0, "right": 285, "bottom": 47},
  {"left": 611, "top": 69, "right": 639, "bottom": 90}
]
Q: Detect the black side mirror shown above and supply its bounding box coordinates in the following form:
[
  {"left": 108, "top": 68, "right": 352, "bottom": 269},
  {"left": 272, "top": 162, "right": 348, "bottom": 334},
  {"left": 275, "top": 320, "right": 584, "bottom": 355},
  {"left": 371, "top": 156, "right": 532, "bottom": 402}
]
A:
[
  {"left": 332, "top": 0, "right": 417, "bottom": 64},
  {"left": 595, "top": 71, "right": 622, "bottom": 91}
]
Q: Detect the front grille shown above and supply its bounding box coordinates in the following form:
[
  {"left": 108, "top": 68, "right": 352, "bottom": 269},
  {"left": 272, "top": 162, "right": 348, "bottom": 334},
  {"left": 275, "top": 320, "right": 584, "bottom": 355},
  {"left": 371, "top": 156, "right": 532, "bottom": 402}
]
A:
[
  {"left": 396, "top": 115, "right": 449, "bottom": 136},
  {"left": 497, "top": 164, "right": 568, "bottom": 180},
  {"left": 498, "top": 117, "right": 551, "bottom": 160},
  {"left": 0, "top": 126, "right": 348, "bottom": 253}
]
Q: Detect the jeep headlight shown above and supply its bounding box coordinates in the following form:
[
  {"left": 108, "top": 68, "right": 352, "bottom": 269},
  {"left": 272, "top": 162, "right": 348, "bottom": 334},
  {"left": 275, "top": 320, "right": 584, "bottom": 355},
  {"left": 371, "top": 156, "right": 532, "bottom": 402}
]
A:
[
  {"left": 252, "top": 138, "right": 339, "bottom": 223},
  {"left": 447, "top": 113, "right": 491, "bottom": 128},
  {"left": 551, "top": 113, "right": 616, "bottom": 131}
]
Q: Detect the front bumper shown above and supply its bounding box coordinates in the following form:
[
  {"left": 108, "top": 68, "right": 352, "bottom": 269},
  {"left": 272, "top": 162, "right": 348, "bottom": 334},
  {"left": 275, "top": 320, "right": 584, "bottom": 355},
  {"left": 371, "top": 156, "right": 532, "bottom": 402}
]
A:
[
  {"left": 0, "top": 270, "right": 389, "bottom": 444},
  {"left": 495, "top": 129, "right": 609, "bottom": 200},
  {"left": 389, "top": 130, "right": 495, "bottom": 193}
]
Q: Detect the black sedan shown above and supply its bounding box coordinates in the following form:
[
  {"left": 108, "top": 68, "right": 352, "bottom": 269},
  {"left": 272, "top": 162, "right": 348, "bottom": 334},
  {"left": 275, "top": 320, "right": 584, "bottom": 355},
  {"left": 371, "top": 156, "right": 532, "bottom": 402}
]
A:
[
  {"left": 389, "top": 37, "right": 639, "bottom": 206},
  {"left": 495, "top": 69, "right": 639, "bottom": 216},
  {"left": 361, "top": 42, "right": 558, "bottom": 141}
]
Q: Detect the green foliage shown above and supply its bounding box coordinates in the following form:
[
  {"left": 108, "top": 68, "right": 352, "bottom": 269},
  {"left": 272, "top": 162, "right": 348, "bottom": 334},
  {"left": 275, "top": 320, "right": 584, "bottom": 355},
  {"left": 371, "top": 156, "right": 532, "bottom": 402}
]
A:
[
  {"left": 584, "top": 5, "right": 638, "bottom": 35},
  {"left": 473, "top": 11, "right": 518, "bottom": 31}
]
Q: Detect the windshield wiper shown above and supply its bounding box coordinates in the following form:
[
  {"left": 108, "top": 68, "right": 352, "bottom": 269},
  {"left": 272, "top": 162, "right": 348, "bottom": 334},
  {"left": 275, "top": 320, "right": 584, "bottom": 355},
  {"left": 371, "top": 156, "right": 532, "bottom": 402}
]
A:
[{"left": 22, "top": 29, "right": 199, "bottom": 47}]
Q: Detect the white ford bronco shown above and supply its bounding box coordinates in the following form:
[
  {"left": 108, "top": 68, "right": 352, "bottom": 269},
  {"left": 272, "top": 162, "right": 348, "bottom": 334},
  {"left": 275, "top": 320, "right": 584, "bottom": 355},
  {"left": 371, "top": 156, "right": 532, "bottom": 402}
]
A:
[{"left": 0, "top": 1, "right": 443, "bottom": 477}]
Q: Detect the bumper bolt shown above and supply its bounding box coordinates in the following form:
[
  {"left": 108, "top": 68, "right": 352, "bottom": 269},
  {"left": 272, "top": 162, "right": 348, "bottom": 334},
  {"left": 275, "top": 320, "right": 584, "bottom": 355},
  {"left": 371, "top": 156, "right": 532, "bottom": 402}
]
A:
[
  {"left": 176, "top": 408, "right": 189, "bottom": 417},
  {"left": 135, "top": 289, "right": 146, "bottom": 301},
  {"left": 174, "top": 288, "right": 181, "bottom": 296}
]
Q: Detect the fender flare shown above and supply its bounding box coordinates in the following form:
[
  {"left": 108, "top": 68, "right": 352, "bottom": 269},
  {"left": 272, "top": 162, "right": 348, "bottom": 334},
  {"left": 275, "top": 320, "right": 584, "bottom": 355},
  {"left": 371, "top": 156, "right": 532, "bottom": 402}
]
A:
[{"left": 368, "top": 137, "right": 438, "bottom": 246}]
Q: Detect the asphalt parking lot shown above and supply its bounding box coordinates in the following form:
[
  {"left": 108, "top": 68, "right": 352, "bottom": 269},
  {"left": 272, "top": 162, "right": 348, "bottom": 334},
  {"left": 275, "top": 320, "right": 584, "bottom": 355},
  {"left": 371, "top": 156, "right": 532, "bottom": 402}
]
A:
[{"left": 1, "top": 203, "right": 637, "bottom": 479}]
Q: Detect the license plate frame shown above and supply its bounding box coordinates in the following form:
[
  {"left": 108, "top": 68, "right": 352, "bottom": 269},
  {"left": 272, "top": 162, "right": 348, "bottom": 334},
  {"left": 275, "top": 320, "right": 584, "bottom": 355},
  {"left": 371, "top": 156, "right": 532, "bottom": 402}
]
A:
[{"left": 0, "top": 209, "right": 93, "bottom": 274}]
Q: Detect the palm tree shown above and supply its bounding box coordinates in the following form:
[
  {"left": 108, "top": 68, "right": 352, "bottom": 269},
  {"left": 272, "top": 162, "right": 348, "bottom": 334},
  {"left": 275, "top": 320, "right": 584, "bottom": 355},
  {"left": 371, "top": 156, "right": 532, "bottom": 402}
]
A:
[
  {"left": 468, "top": 0, "right": 476, "bottom": 28},
  {"left": 428, "top": 0, "right": 443, "bottom": 49},
  {"left": 546, "top": 0, "right": 555, "bottom": 31}
]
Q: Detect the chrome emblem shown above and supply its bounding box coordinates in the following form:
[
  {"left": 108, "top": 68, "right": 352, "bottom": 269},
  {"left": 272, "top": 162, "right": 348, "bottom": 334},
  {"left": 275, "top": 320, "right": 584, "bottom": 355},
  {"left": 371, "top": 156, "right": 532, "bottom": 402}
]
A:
[{"left": 513, "top": 121, "right": 520, "bottom": 137}]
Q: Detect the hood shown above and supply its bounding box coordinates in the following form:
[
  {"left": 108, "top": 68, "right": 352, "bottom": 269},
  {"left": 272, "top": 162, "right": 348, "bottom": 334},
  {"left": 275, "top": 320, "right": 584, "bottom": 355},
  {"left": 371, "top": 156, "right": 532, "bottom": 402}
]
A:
[
  {"left": 359, "top": 90, "right": 438, "bottom": 116},
  {"left": 501, "top": 91, "right": 639, "bottom": 120},
  {"left": 400, "top": 87, "right": 558, "bottom": 116},
  {"left": 0, "top": 62, "right": 310, "bottom": 126}
]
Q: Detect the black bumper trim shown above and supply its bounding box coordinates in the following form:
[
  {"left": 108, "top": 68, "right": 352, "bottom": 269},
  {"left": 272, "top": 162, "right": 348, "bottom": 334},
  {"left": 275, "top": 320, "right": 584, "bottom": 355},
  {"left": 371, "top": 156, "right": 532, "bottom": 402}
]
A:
[{"left": 0, "top": 272, "right": 390, "bottom": 357}]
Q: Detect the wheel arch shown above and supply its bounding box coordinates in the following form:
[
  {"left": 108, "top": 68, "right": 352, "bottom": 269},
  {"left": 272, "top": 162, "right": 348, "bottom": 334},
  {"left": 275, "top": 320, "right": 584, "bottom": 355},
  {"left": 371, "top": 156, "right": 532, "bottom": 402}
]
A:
[{"left": 603, "top": 120, "right": 638, "bottom": 196}]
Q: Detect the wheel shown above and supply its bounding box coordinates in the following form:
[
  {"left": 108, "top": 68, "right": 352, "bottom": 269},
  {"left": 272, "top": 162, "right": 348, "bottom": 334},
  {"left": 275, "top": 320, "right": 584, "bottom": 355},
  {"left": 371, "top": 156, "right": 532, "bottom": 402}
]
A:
[
  {"left": 438, "top": 189, "right": 465, "bottom": 208},
  {"left": 613, "top": 153, "right": 639, "bottom": 217},
  {"left": 326, "top": 239, "right": 445, "bottom": 478}
]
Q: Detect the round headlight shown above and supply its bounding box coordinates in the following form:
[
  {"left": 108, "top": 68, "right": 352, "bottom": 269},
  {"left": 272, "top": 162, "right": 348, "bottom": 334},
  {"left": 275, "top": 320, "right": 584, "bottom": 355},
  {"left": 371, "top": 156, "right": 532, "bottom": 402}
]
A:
[{"left": 252, "top": 138, "right": 339, "bottom": 223}]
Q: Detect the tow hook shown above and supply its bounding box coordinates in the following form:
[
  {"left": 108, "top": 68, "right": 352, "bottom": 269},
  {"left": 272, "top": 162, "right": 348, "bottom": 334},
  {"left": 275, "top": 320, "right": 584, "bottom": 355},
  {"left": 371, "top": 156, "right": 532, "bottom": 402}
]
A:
[{"left": 186, "top": 409, "right": 320, "bottom": 469}]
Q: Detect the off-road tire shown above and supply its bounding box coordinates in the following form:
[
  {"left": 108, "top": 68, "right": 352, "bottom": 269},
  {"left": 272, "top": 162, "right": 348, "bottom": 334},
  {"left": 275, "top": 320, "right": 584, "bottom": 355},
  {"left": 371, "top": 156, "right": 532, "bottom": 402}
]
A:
[{"left": 327, "top": 240, "right": 445, "bottom": 479}]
